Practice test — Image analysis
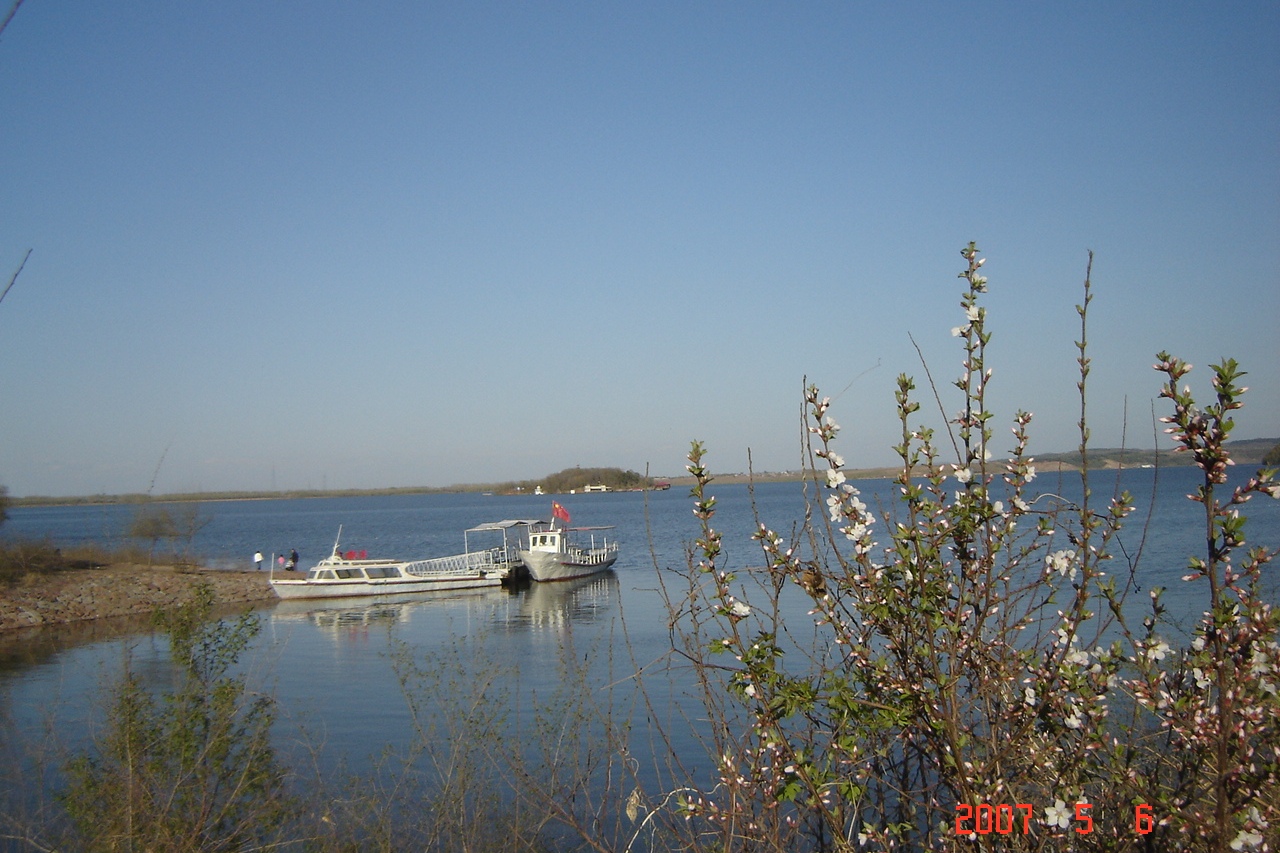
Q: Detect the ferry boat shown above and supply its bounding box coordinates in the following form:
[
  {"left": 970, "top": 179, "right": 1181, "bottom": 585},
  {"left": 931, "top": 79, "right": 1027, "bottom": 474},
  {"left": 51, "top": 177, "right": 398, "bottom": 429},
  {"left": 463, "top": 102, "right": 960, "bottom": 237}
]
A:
[
  {"left": 518, "top": 504, "right": 619, "bottom": 582},
  {"left": 269, "top": 521, "right": 537, "bottom": 600}
]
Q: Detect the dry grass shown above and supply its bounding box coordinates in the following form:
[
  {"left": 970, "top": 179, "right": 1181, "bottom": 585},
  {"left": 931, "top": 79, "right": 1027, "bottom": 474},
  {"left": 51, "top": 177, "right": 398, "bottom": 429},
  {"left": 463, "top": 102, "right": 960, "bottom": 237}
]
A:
[{"left": 0, "top": 541, "right": 152, "bottom": 585}]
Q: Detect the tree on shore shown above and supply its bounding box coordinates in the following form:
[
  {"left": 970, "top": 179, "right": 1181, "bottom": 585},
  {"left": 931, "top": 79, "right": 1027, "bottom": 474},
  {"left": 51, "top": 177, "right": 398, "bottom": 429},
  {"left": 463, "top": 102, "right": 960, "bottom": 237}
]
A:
[
  {"left": 127, "top": 506, "right": 178, "bottom": 565},
  {"left": 1264, "top": 442, "right": 1280, "bottom": 466},
  {"left": 61, "top": 585, "right": 290, "bottom": 850},
  {"left": 534, "top": 467, "right": 651, "bottom": 494}
]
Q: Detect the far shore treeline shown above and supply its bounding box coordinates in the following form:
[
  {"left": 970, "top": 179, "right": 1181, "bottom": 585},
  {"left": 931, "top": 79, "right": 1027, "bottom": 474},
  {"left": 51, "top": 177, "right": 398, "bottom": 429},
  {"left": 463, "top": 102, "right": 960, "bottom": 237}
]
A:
[{"left": 10, "top": 438, "right": 1280, "bottom": 508}]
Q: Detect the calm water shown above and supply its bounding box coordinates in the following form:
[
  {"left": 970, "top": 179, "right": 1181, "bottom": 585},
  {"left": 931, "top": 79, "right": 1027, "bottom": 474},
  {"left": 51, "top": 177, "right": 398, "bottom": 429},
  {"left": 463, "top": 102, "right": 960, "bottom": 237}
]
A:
[{"left": 2, "top": 467, "right": 1277, "bottom": 796}]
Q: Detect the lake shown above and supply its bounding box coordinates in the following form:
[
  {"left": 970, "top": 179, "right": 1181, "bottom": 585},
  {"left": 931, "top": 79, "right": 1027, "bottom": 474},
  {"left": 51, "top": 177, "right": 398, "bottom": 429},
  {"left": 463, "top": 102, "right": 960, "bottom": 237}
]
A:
[{"left": 1, "top": 465, "right": 1277, "bottom": 843}]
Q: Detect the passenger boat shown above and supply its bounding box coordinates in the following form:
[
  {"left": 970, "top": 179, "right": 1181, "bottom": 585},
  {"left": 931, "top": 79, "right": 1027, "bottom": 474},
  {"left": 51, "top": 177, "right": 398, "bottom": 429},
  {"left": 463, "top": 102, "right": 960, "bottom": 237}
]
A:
[
  {"left": 518, "top": 503, "right": 619, "bottom": 582},
  {"left": 269, "top": 521, "right": 537, "bottom": 600}
]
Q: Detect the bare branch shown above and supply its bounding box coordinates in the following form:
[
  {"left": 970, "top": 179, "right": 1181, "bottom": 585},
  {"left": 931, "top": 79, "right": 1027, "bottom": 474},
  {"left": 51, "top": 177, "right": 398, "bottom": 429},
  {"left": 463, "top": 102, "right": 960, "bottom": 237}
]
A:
[
  {"left": 0, "top": 0, "right": 24, "bottom": 40},
  {"left": 0, "top": 248, "right": 31, "bottom": 307}
]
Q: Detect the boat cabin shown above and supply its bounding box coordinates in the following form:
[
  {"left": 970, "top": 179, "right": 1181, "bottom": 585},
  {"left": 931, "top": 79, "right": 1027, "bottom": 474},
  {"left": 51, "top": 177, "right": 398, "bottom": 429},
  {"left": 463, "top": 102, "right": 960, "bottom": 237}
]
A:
[
  {"left": 528, "top": 529, "right": 564, "bottom": 552},
  {"left": 308, "top": 564, "right": 405, "bottom": 581}
]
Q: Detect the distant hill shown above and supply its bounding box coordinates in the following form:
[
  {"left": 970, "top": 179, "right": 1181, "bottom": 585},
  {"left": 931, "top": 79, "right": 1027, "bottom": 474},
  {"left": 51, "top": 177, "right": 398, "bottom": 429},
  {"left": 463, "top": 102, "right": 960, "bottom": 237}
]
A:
[
  {"left": 12, "top": 444, "right": 1276, "bottom": 508},
  {"left": 11, "top": 467, "right": 661, "bottom": 507},
  {"left": 661, "top": 438, "right": 1280, "bottom": 486},
  {"left": 509, "top": 467, "right": 654, "bottom": 494},
  {"left": 1030, "top": 437, "right": 1279, "bottom": 471}
]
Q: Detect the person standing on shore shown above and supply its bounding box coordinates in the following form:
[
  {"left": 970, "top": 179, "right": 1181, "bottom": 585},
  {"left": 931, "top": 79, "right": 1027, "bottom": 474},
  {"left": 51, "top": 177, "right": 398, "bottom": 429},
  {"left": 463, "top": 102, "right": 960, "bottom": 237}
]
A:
[
  {"left": 253, "top": 550, "right": 264, "bottom": 571},
  {"left": 290, "top": 548, "right": 299, "bottom": 571}
]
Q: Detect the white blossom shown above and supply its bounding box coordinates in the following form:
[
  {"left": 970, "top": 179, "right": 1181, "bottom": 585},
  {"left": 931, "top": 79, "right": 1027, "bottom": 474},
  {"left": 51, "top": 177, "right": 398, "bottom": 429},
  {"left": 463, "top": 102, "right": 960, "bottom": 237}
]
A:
[
  {"left": 1230, "top": 829, "right": 1263, "bottom": 851},
  {"left": 1043, "top": 800, "right": 1072, "bottom": 829},
  {"left": 844, "top": 523, "right": 870, "bottom": 542},
  {"left": 1047, "top": 550, "right": 1078, "bottom": 581},
  {"left": 1249, "top": 651, "right": 1273, "bottom": 676},
  {"left": 827, "top": 497, "right": 844, "bottom": 524}
]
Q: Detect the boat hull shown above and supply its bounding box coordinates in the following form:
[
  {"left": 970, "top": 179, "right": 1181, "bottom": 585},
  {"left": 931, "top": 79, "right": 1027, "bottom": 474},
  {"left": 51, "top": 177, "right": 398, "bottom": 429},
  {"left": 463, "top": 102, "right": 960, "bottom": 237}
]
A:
[
  {"left": 270, "top": 570, "right": 505, "bottom": 600},
  {"left": 518, "top": 547, "right": 618, "bottom": 582}
]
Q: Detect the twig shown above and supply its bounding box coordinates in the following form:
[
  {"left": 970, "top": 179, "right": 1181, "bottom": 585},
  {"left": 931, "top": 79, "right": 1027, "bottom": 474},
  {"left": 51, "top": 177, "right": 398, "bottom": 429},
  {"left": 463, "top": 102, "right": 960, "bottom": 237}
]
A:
[
  {"left": 0, "top": 0, "right": 25, "bottom": 39},
  {"left": 0, "top": 249, "right": 31, "bottom": 307}
]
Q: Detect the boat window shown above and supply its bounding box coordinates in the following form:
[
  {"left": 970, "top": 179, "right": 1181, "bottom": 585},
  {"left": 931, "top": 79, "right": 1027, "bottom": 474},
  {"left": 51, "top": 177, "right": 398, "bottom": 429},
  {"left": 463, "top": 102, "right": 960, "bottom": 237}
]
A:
[
  {"left": 335, "top": 568, "right": 363, "bottom": 579},
  {"left": 365, "top": 566, "right": 385, "bottom": 578},
  {"left": 384, "top": 566, "right": 401, "bottom": 577},
  {"left": 318, "top": 570, "right": 335, "bottom": 580}
]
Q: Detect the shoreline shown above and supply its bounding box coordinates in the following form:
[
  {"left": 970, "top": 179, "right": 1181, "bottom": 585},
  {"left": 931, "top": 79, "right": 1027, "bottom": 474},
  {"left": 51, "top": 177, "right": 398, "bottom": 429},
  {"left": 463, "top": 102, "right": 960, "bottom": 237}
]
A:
[{"left": 0, "top": 563, "right": 277, "bottom": 634}]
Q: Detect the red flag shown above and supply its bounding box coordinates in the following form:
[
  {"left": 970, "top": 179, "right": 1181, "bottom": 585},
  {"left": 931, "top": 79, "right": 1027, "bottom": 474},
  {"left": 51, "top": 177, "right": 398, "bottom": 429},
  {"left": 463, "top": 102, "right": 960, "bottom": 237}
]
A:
[{"left": 552, "top": 502, "right": 571, "bottom": 525}]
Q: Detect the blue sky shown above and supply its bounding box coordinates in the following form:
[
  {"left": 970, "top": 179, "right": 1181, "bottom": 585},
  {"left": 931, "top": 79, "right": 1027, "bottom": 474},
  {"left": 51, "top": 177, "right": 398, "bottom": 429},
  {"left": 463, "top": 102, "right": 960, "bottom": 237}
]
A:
[{"left": 1, "top": 2, "right": 1276, "bottom": 497}]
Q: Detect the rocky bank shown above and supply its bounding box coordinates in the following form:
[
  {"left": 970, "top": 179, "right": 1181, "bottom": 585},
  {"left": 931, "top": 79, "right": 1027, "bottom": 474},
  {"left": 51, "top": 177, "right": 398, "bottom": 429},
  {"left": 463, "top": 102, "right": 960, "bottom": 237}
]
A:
[{"left": 0, "top": 564, "right": 276, "bottom": 633}]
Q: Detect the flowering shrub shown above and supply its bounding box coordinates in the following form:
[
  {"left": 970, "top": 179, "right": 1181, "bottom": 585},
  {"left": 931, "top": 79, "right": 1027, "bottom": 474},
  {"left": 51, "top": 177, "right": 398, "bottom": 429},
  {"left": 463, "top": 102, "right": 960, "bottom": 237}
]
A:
[{"left": 660, "top": 244, "right": 1279, "bottom": 852}]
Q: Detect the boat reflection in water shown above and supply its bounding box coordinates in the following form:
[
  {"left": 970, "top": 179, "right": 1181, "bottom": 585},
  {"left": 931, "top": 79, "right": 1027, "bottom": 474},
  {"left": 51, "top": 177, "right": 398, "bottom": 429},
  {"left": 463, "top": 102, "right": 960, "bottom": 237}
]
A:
[
  {"left": 269, "top": 587, "right": 515, "bottom": 640},
  {"left": 511, "top": 571, "right": 618, "bottom": 633}
]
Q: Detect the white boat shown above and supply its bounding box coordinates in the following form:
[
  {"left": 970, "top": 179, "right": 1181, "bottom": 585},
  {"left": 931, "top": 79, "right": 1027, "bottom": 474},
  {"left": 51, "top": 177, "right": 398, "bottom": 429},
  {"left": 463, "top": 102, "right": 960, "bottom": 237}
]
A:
[
  {"left": 271, "top": 587, "right": 511, "bottom": 635},
  {"left": 269, "top": 521, "right": 537, "bottom": 600},
  {"left": 518, "top": 521, "right": 619, "bottom": 583}
]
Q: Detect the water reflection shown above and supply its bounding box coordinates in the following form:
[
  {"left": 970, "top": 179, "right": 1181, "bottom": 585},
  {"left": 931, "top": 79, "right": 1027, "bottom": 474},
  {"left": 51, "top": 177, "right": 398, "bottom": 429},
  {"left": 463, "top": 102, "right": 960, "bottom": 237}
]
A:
[
  {"left": 510, "top": 573, "right": 618, "bottom": 633},
  {"left": 270, "top": 586, "right": 512, "bottom": 635}
]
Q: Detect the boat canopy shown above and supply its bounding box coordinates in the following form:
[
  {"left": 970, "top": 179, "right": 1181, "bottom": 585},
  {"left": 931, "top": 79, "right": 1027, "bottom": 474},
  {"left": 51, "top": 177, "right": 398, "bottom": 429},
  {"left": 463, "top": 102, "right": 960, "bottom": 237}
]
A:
[
  {"left": 462, "top": 519, "right": 545, "bottom": 556},
  {"left": 465, "top": 519, "right": 544, "bottom": 533}
]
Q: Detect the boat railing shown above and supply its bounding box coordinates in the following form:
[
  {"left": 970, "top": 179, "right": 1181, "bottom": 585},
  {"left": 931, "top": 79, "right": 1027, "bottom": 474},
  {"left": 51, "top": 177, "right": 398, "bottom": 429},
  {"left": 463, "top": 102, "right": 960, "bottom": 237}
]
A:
[
  {"left": 568, "top": 540, "right": 619, "bottom": 565},
  {"left": 402, "top": 546, "right": 515, "bottom": 577}
]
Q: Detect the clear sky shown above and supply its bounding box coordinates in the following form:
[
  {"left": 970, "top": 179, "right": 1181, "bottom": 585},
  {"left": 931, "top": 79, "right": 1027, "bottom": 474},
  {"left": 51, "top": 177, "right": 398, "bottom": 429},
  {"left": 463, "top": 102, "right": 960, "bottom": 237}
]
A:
[{"left": 0, "top": 2, "right": 1276, "bottom": 497}]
